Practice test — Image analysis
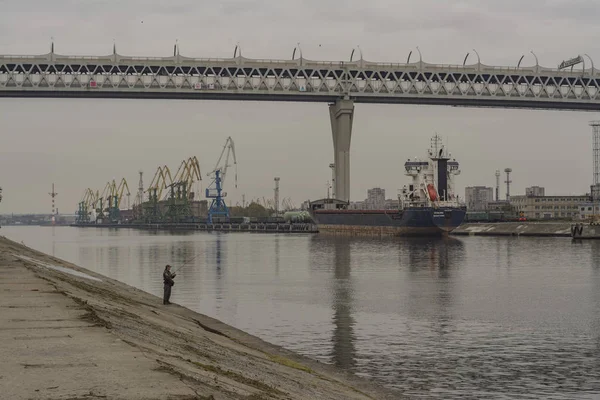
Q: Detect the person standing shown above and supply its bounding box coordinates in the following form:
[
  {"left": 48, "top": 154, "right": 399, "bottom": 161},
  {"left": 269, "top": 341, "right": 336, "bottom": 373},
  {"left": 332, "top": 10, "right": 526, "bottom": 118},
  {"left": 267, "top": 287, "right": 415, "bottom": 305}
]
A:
[{"left": 163, "top": 264, "right": 176, "bottom": 305}]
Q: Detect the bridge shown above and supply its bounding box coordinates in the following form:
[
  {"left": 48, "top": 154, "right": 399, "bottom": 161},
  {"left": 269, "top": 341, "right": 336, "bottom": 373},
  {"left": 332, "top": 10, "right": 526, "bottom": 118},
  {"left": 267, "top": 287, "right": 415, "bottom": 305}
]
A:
[{"left": 2, "top": 44, "right": 600, "bottom": 202}]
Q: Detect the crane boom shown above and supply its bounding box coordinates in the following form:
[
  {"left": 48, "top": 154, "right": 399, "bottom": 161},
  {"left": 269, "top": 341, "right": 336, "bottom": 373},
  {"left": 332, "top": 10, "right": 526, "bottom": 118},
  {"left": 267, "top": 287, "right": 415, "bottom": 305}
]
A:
[
  {"left": 146, "top": 165, "right": 172, "bottom": 200},
  {"left": 206, "top": 137, "right": 238, "bottom": 223},
  {"left": 116, "top": 178, "right": 131, "bottom": 208},
  {"left": 208, "top": 136, "right": 237, "bottom": 188}
]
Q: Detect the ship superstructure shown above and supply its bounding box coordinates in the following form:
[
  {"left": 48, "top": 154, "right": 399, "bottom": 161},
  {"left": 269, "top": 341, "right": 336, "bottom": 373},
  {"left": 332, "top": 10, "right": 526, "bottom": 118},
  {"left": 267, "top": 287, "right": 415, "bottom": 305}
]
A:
[{"left": 399, "top": 134, "right": 463, "bottom": 210}]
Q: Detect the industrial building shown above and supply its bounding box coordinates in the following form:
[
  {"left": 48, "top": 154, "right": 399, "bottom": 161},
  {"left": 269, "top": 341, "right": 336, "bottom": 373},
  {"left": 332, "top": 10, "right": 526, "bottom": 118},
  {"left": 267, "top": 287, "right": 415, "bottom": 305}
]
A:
[
  {"left": 579, "top": 203, "right": 600, "bottom": 220},
  {"left": 347, "top": 188, "right": 398, "bottom": 210},
  {"left": 526, "top": 186, "right": 546, "bottom": 197},
  {"left": 384, "top": 199, "right": 400, "bottom": 210},
  {"left": 486, "top": 201, "right": 511, "bottom": 211},
  {"left": 465, "top": 186, "right": 494, "bottom": 211},
  {"left": 366, "top": 188, "right": 386, "bottom": 209},
  {"left": 510, "top": 194, "right": 588, "bottom": 219}
]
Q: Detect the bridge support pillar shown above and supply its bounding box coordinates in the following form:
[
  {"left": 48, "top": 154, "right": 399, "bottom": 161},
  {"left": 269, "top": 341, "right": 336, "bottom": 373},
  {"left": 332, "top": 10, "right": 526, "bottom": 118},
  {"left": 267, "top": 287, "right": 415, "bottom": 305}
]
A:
[{"left": 329, "top": 99, "right": 354, "bottom": 203}]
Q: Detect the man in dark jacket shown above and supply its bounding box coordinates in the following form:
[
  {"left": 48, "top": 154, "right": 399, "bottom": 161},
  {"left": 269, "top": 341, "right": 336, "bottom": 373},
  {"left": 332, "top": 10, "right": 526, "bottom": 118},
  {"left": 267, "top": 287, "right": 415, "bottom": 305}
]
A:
[{"left": 163, "top": 265, "right": 176, "bottom": 305}]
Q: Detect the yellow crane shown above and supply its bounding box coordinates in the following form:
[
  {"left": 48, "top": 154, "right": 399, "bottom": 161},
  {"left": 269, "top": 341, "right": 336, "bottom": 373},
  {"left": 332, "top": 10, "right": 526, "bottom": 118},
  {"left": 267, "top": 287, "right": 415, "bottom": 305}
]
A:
[
  {"left": 98, "top": 180, "right": 117, "bottom": 213},
  {"left": 176, "top": 156, "right": 202, "bottom": 198},
  {"left": 76, "top": 188, "right": 98, "bottom": 223},
  {"left": 146, "top": 166, "right": 172, "bottom": 201},
  {"left": 116, "top": 178, "right": 131, "bottom": 209}
]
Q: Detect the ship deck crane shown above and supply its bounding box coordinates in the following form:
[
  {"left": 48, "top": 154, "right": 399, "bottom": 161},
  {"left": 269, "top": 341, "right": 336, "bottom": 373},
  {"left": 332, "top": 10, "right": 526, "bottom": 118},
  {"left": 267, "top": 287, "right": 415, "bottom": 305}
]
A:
[{"left": 206, "top": 137, "right": 237, "bottom": 223}]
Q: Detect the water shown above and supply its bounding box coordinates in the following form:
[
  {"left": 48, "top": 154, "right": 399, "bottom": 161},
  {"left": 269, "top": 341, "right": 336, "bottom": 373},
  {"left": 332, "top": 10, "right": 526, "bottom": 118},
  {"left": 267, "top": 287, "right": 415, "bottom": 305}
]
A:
[{"left": 3, "top": 226, "right": 600, "bottom": 399}]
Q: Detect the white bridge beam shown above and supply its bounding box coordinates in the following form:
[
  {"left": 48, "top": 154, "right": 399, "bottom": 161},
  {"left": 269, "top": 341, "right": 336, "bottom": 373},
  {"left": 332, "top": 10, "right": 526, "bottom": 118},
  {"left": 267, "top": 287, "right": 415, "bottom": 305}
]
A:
[{"left": 2, "top": 51, "right": 600, "bottom": 110}]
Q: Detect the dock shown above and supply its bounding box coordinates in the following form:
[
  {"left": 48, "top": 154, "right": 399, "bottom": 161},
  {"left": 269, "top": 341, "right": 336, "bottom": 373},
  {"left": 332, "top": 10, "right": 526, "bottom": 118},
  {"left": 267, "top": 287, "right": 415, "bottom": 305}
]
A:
[
  {"left": 0, "top": 236, "right": 396, "bottom": 400},
  {"left": 452, "top": 222, "right": 572, "bottom": 237},
  {"left": 571, "top": 222, "right": 600, "bottom": 239}
]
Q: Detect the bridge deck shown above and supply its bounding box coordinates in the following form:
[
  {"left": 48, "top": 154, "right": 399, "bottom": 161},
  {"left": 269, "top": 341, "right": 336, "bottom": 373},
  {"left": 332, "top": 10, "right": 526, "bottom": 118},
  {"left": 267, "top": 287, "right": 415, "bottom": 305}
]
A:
[{"left": 2, "top": 51, "right": 600, "bottom": 110}]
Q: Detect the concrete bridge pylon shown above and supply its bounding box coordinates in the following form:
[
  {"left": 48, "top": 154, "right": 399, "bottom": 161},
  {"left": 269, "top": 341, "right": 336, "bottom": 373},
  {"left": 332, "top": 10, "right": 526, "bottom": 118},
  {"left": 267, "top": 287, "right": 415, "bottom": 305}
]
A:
[{"left": 329, "top": 98, "right": 354, "bottom": 203}]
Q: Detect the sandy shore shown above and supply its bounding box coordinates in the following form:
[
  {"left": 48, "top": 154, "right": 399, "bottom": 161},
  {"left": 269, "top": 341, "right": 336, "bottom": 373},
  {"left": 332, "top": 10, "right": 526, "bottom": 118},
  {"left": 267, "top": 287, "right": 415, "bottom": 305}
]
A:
[{"left": 0, "top": 236, "right": 399, "bottom": 400}]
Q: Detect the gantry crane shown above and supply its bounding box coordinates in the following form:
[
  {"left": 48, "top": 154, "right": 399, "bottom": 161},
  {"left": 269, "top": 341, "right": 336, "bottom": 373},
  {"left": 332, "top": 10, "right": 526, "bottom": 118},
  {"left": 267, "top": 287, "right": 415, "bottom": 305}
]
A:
[
  {"left": 96, "top": 181, "right": 115, "bottom": 221},
  {"left": 76, "top": 188, "right": 97, "bottom": 223},
  {"left": 171, "top": 157, "right": 202, "bottom": 197},
  {"left": 116, "top": 178, "right": 131, "bottom": 209},
  {"left": 206, "top": 137, "right": 237, "bottom": 223},
  {"left": 146, "top": 166, "right": 172, "bottom": 201},
  {"left": 143, "top": 166, "right": 172, "bottom": 222},
  {"left": 94, "top": 178, "right": 129, "bottom": 223},
  {"left": 164, "top": 157, "right": 202, "bottom": 222}
]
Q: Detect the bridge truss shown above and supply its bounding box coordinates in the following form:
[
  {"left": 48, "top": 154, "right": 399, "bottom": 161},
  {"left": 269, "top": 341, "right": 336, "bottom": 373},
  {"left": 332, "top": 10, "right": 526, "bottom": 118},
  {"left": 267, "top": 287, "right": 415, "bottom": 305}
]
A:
[{"left": 2, "top": 47, "right": 600, "bottom": 110}]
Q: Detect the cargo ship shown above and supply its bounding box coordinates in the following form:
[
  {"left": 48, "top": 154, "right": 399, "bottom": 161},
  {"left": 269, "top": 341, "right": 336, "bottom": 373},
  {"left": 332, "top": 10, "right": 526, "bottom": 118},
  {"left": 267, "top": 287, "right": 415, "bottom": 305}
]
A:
[{"left": 309, "top": 135, "right": 466, "bottom": 236}]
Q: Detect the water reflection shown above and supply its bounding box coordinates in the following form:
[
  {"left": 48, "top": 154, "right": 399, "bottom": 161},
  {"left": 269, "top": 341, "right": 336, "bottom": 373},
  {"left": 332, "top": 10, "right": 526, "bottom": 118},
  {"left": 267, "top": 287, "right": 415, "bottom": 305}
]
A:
[
  {"left": 404, "top": 237, "right": 465, "bottom": 334},
  {"left": 592, "top": 241, "right": 600, "bottom": 272},
  {"left": 309, "top": 236, "right": 357, "bottom": 371},
  {"left": 331, "top": 238, "right": 356, "bottom": 371},
  {"left": 274, "top": 235, "right": 280, "bottom": 275},
  {"left": 211, "top": 233, "right": 225, "bottom": 312},
  {"left": 51, "top": 226, "right": 56, "bottom": 257}
]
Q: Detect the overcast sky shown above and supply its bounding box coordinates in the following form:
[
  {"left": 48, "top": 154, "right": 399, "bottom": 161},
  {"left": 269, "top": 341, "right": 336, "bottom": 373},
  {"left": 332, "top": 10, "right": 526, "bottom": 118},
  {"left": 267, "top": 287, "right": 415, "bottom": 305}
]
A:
[{"left": 1, "top": 0, "right": 599, "bottom": 213}]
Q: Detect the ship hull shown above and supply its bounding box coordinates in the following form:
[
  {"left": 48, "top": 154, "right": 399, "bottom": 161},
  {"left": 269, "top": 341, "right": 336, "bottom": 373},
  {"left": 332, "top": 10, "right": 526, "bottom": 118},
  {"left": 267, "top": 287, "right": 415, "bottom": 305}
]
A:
[{"left": 311, "top": 207, "right": 466, "bottom": 237}]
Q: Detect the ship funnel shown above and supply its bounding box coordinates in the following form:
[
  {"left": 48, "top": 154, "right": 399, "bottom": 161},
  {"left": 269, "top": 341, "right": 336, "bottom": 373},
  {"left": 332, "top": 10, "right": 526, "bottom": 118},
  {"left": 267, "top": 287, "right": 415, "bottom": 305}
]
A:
[{"left": 437, "top": 159, "right": 448, "bottom": 201}]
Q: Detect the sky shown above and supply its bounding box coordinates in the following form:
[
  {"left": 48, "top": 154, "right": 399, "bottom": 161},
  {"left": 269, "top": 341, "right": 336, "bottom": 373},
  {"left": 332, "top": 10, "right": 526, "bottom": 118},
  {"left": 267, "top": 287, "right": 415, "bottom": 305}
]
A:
[{"left": 1, "top": 0, "right": 600, "bottom": 213}]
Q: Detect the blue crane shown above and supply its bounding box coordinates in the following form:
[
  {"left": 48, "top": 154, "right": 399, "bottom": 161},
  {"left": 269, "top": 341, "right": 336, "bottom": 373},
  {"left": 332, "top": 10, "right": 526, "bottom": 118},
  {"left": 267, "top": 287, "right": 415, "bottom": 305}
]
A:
[{"left": 206, "top": 137, "right": 237, "bottom": 223}]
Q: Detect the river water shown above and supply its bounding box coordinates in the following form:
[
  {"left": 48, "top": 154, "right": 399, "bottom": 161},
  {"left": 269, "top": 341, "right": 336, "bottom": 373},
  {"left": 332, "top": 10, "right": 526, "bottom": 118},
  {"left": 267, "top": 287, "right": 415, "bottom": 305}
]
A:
[{"left": 3, "top": 226, "right": 600, "bottom": 399}]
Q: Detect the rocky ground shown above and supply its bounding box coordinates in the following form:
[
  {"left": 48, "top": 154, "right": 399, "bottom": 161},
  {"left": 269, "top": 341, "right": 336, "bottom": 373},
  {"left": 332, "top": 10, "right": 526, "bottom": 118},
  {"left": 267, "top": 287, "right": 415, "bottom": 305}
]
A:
[{"left": 0, "top": 236, "right": 400, "bottom": 400}]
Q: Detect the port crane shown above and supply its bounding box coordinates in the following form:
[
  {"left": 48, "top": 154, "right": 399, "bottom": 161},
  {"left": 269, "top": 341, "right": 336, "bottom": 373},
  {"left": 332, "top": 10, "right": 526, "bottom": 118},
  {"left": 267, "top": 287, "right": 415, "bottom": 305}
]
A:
[
  {"left": 164, "top": 157, "right": 202, "bottom": 222},
  {"left": 206, "top": 137, "right": 237, "bottom": 223},
  {"left": 116, "top": 178, "right": 131, "bottom": 209},
  {"left": 95, "top": 178, "right": 130, "bottom": 223},
  {"left": 146, "top": 166, "right": 172, "bottom": 201},
  {"left": 170, "top": 157, "right": 202, "bottom": 200},
  {"left": 76, "top": 188, "right": 98, "bottom": 223}
]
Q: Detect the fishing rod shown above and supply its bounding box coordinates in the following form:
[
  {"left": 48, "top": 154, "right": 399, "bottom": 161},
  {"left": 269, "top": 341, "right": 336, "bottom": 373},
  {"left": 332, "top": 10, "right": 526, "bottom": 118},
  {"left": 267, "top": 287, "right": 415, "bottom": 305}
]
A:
[{"left": 171, "top": 251, "right": 202, "bottom": 274}]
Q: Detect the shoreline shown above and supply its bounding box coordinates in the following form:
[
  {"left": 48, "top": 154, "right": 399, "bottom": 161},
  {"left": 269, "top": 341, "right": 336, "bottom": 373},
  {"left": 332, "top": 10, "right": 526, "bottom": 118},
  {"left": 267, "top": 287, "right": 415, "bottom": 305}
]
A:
[
  {"left": 69, "top": 222, "right": 318, "bottom": 234},
  {"left": 0, "top": 235, "right": 398, "bottom": 400},
  {"left": 5, "top": 221, "right": 579, "bottom": 238}
]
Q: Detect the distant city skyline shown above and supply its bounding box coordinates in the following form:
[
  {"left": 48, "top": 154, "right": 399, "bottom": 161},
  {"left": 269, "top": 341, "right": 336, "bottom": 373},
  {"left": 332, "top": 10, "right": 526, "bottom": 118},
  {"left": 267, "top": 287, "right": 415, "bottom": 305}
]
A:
[{"left": 1, "top": 0, "right": 600, "bottom": 213}]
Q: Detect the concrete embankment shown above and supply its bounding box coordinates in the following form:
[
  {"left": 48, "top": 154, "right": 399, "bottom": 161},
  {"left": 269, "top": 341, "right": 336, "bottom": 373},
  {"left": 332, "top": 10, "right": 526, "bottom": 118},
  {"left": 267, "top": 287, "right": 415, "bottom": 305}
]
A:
[
  {"left": 0, "top": 236, "right": 397, "bottom": 400},
  {"left": 452, "top": 222, "right": 572, "bottom": 237}
]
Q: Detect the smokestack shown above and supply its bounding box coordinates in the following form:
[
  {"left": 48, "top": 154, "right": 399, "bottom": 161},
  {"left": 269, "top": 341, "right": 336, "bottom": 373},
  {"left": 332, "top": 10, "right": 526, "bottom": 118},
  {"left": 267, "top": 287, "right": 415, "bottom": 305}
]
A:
[
  {"left": 504, "top": 168, "right": 512, "bottom": 202},
  {"left": 495, "top": 170, "right": 500, "bottom": 201},
  {"left": 274, "top": 177, "right": 280, "bottom": 214}
]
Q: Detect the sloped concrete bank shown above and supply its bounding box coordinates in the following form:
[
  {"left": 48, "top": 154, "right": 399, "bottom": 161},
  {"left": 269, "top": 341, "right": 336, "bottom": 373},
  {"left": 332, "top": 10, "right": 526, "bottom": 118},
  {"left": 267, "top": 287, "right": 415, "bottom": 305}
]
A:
[
  {"left": 0, "top": 236, "right": 398, "bottom": 400},
  {"left": 452, "top": 222, "right": 572, "bottom": 237}
]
